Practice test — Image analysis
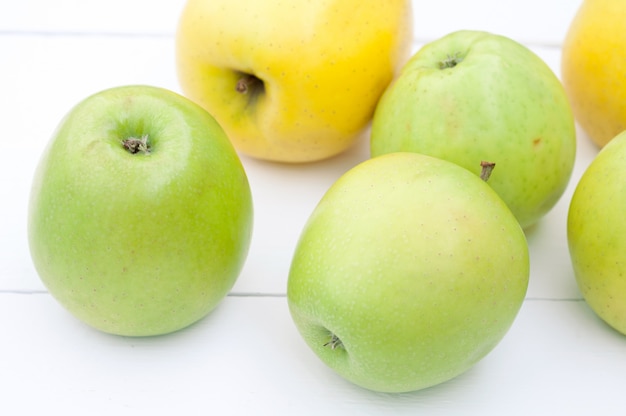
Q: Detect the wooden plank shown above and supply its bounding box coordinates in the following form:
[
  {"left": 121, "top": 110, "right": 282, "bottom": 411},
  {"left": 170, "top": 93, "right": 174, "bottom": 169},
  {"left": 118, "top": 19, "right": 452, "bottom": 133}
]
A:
[{"left": 1, "top": 294, "right": 625, "bottom": 414}]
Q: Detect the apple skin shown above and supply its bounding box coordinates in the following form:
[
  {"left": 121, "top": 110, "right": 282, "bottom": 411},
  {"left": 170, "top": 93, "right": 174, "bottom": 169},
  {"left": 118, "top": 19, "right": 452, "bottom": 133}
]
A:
[
  {"left": 287, "top": 152, "right": 529, "bottom": 393},
  {"left": 568, "top": 130, "right": 626, "bottom": 334},
  {"left": 561, "top": 0, "right": 626, "bottom": 148},
  {"left": 370, "top": 30, "right": 576, "bottom": 229},
  {"left": 175, "top": 0, "right": 413, "bottom": 163},
  {"left": 28, "top": 85, "right": 253, "bottom": 336}
]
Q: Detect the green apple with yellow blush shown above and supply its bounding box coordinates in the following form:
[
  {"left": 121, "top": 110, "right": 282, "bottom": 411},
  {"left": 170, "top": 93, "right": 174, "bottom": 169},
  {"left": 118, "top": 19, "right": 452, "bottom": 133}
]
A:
[
  {"left": 371, "top": 30, "right": 576, "bottom": 229},
  {"left": 287, "top": 152, "right": 529, "bottom": 393},
  {"left": 568, "top": 130, "right": 626, "bottom": 334}
]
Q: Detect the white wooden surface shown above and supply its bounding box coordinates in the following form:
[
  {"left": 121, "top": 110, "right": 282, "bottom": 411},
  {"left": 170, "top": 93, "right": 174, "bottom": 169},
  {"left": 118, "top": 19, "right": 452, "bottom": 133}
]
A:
[{"left": 3, "top": 1, "right": 626, "bottom": 414}]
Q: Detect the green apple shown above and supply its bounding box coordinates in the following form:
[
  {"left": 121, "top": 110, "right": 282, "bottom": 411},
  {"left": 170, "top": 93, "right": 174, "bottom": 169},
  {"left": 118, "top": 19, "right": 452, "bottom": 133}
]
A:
[
  {"left": 370, "top": 30, "right": 576, "bottom": 229},
  {"left": 175, "top": 0, "right": 413, "bottom": 163},
  {"left": 568, "top": 130, "right": 626, "bottom": 334},
  {"left": 287, "top": 152, "right": 529, "bottom": 393},
  {"left": 28, "top": 85, "right": 253, "bottom": 337}
]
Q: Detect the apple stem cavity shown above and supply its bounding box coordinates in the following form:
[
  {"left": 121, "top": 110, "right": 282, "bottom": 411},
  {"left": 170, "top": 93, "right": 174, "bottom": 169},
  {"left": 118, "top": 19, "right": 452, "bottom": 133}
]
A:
[
  {"left": 122, "top": 135, "right": 151, "bottom": 155},
  {"left": 480, "top": 161, "right": 496, "bottom": 181},
  {"left": 236, "top": 74, "right": 263, "bottom": 96},
  {"left": 323, "top": 333, "right": 344, "bottom": 350},
  {"left": 439, "top": 52, "right": 464, "bottom": 69}
]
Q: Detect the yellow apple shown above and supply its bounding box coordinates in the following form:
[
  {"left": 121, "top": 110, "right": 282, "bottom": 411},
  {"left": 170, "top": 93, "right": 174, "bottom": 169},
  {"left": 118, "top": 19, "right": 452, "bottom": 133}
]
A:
[
  {"left": 175, "top": 0, "right": 413, "bottom": 163},
  {"left": 561, "top": 0, "right": 626, "bottom": 148}
]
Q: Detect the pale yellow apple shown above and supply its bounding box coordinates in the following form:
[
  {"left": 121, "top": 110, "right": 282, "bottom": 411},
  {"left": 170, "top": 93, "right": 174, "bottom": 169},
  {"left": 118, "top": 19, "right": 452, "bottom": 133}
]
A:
[
  {"left": 175, "top": 0, "right": 413, "bottom": 163},
  {"left": 561, "top": 0, "right": 626, "bottom": 148}
]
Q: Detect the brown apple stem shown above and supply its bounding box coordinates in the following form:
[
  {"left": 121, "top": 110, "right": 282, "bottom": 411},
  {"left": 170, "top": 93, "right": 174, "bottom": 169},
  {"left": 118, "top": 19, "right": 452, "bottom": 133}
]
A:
[
  {"left": 236, "top": 74, "right": 260, "bottom": 94},
  {"left": 122, "top": 135, "right": 151, "bottom": 155},
  {"left": 480, "top": 161, "right": 496, "bottom": 181}
]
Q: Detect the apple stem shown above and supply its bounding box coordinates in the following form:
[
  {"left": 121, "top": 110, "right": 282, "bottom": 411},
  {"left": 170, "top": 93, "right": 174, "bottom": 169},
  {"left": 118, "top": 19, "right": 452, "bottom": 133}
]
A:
[
  {"left": 122, "top": 135, "right": 151, "bottom": 155},
  {"left": 480, "top": 161, "right": 496, "bottom": 181},
  {"left": 323, "top": 333, "right": 344, "bottom": 350},
  {"left": 439, "top": 52, "right": 463, "bottom": 69},
  {"left": 236, "top": 74, "right": 261, "bottom": 94}
]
